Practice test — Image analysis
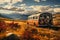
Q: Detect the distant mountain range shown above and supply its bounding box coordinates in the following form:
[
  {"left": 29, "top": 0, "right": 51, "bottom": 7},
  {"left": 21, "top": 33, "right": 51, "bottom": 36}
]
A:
[{"left": 0, "top": 13, "right": 29, "bottom": 20}]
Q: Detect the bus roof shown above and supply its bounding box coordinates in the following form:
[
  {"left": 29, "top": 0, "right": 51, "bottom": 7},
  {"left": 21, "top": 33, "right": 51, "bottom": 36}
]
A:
[{"left": 28, "top": 13, "right": 41, "bottom": 18}]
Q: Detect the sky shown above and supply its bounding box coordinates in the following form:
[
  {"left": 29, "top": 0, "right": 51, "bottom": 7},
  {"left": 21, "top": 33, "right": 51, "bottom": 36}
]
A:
[
  {"left": 0, "top": 0, "right": 60, "bottom": 7},
  {"left": 22, "top": 0, "right": 60, "bottom": 6},
  {"left": 0, "top": 0, "right": 60, "bottom": 20},
  {"left": 0, "top": 0, "right": 60, "bottom": 13}
]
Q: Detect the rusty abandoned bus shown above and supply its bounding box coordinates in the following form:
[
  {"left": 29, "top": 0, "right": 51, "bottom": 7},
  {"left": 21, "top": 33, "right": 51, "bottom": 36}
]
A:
[
  {"left": 27, "top": 12, "right": 53, "bottom": 27},
  {"left": 27, "top": 12, "right": 60, "bottom": 30}
]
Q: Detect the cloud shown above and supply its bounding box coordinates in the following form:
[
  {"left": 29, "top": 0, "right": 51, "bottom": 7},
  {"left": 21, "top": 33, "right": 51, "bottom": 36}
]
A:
[
  {"left": 4, "top": 4, "right": 55, "bottom": 15},
  {"left": 0, "top": 0, "right": 23, "bottom": 4},
  {"left": 12, "top": 0, "right": 23, "bottom": 3},
  {"left": 4, "top": 0, "right": 10, "bottom": 3},
  {"left": 18, "top": 5, "right": 53, "bottom": 15},
  {"left": 54, "top": 5, "right": 60, "bottom": 6},
  {"left": 29, "top": 5, "right": 52, "bottom": 12},
  {"left": 25, "top": 5, "right": 60, "bottom": 15},
  {"left": 16, "top": 4, "right": 27, "bottom": 10},
  {"left": 4, "top": 4, "right": 13, "bottom": 9},
  {"left": 46, "top": 8, "right": 54, "bottom": 12},
  {"left": 3, "top": 0, "right": 24, "bottom": 9},
  {"left": 34, "top": 0, "right": 40, "bottom": 2},
  {"left": 54, "top": 5, "right": 60, "bottom": 7},
  {"left": 34, "top": 0, "right": 46, "bottom": 2},
  {"left": 54, "top": 8, "right": 60, "bottom": 12},
  {"left": 0, "top": 0, "right": 7, "bottom": 4},
  {"left": 41, "top": 0, "right": 46, "bottom": 1},
  {"left": 20, "top": 4, "right": 26, "bottom": 7},
  {"left": 0, "top": 10, "right": 15, "bottom": 14}
]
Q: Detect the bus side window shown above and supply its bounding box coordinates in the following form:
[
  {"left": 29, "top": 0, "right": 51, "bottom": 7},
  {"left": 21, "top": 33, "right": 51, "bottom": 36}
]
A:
[
  {"left": 36, "top": 16, "right": 38, "bottom": 19},
  {"left": 33, "top": 17, "right": 35, "bottom": 19}
]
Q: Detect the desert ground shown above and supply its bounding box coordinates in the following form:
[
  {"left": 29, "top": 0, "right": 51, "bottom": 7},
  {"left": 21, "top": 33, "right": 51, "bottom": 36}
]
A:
[{"left": 0, "top": 19, "right": 60, "bottom": 40}]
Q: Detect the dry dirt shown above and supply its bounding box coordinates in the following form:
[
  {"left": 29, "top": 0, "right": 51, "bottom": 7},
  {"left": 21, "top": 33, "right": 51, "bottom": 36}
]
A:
[{"left": 0, "top": 20, "right": 60, "bottom": 40}]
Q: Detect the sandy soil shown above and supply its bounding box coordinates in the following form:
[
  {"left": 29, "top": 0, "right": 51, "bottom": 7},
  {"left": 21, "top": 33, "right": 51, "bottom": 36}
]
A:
[{"left": 0, "top": 20, "right": 60, "bottom": 40}]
